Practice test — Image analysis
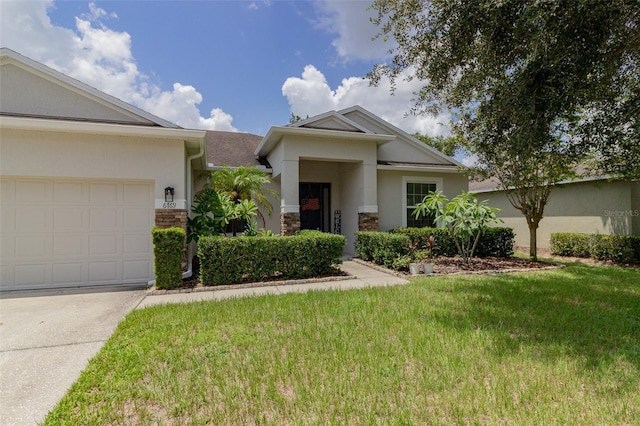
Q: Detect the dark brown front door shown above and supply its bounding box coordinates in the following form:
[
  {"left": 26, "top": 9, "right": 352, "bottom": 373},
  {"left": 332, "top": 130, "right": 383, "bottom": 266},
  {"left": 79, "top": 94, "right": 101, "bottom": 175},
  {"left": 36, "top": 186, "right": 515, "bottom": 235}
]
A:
[{"left": 299, "top": 182, "right": 331, "bottom": 232}]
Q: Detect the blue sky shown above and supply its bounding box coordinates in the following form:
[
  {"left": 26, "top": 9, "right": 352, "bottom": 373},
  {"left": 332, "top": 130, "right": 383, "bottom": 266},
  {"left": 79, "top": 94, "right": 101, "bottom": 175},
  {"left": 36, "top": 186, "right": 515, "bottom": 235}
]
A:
[{"left": 1, "top": 1, "right": 452, "bottom": 137}]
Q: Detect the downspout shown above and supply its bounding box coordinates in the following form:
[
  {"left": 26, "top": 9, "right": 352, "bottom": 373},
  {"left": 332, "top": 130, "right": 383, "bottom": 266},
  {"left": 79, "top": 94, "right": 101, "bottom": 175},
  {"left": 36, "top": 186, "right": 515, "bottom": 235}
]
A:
[{"left": 182, "top": 142, "right": 205, "bottom": 279}]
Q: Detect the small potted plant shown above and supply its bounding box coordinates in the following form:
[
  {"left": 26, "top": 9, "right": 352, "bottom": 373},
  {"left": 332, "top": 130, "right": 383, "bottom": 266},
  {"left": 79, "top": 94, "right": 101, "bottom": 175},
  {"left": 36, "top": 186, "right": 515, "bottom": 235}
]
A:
[
  {"left": 420, "top": 235, "right": 438, "bottom": 274},
  {"left": 408, "top": 240, "right": 422, "bottom": 275}
]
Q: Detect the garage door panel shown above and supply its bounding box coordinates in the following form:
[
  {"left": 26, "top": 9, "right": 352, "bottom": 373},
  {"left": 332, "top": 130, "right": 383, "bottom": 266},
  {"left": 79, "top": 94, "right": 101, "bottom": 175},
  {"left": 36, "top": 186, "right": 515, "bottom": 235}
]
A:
[
  {"left": 53, "top": 235, "right": 85, "bottom": 256},
  {"left": 90, "top": 183, "right": 118, "bottom": 204},
  {"left": 15, "top": 236, "right": 49, "bottom": 257},
  {"left": 124, "top": 234, "right": 150, "bottom": 254},
  {"left": 15, "top": 181, "right": 48, "bottom": 202},
  {"left": 1, "top": 179, "right": 15, "bottom": 201},
  {"left": 124, "top": 208, "right": 152, "bottom": 229},
  {"left": 14, "top": 264, "right": 48, "bottom": 286},
  {"left": 54, "top": 207, "right": 85, "bottom": 230},
  {"left": 90, "top": 208, "right": 119, "bottom": 230},
  {"left": 89, "top": 235, "right": 118, "bottom": 255},
  {"left": 16, "top": 206, "right": 48, "bottom": 232},
  {"left": 124, "top": 260, "right": 150, "bottom": 281},
  {"left": 89, "top": 262, "right": 118, "bottom": 283},
  {"left": 54, "top": 182, "right": 84, "bottom": 203},
  {"left": 1, "top": 205, "right": 15, "bottom": 230},
  {"left": 53, "top": 263, "right": 85, "bottom": 284},
  {"left": 1, "top": 178, "right": 154, "bottom": 290}
]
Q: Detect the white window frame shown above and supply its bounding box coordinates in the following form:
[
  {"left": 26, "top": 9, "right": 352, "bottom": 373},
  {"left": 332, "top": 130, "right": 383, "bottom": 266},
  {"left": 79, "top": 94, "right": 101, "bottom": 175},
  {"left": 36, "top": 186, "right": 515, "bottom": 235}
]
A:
[{"left": 401, "top": 176, "right": 443, "bottom": 228}]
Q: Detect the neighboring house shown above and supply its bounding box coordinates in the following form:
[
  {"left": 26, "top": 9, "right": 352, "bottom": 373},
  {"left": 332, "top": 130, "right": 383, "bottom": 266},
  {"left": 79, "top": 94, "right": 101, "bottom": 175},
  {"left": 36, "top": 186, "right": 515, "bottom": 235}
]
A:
[
  {"left": 469, "top": 176, "right": 640, "bottom": 249},
  {"left": 1, "top": 48, "right": 467, "bottom": 291}
]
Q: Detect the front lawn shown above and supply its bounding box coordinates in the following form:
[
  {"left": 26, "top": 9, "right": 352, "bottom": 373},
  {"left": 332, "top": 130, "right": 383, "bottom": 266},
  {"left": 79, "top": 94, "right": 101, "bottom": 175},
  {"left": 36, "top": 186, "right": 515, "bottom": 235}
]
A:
[{"left": 45, "top": 264, "right": 640, "bottom": 425}]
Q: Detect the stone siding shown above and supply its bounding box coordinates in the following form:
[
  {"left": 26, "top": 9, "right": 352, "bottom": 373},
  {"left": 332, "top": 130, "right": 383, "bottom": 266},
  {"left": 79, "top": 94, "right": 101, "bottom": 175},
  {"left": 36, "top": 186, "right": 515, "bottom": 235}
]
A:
[
  {"left": 280, "top": 212, "right": 301, "bottom": 236},
  {"left": 358, "top": 212, "right": 379, "bottom": 231}
]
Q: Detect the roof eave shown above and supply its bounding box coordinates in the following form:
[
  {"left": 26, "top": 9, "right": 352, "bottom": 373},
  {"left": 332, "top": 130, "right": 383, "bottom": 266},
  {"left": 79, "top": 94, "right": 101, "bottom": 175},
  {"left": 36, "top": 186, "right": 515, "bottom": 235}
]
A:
[
  {"left": 0, "top": 115, "right": 205, "bottom": 141},
  {"left": 255, "top": 126, "right": 395, "bottom": 157}
]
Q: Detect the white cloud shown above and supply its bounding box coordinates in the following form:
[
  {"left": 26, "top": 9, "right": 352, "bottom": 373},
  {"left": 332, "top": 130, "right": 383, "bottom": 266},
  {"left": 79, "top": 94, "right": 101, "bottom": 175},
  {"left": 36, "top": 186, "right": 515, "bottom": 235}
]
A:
[
  {"left": 0, "top": 1, "right": 236, "bottom": 131},
  {"left": 282, "top": 65, "right": 451, "bottom": 137},
  {"left": 314, "top": 0, "right": 392, "bottom": 62}
]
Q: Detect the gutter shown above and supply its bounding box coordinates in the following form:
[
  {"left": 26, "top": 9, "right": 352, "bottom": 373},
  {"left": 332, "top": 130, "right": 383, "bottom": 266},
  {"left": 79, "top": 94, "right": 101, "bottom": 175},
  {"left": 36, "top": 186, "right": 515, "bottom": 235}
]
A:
[{"left": 182, "top": 143, "right": 206, "bottom": 279}]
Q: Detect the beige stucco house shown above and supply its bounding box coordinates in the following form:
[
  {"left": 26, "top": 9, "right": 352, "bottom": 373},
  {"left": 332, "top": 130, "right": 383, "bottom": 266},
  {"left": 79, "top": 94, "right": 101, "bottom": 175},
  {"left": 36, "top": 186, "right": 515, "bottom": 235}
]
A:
[
  {"left": 1, "top": 48, "right": 466, "bottom": 291},
  {"left": 469, "top": 177, "right": 640, "bottom": 249}
]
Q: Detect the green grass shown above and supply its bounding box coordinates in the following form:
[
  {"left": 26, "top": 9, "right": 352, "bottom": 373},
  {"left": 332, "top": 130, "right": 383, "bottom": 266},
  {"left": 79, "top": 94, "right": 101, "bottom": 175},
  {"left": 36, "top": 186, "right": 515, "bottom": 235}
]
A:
[{"left": 45, "top": 264, "right": 640, "bottom": 425}]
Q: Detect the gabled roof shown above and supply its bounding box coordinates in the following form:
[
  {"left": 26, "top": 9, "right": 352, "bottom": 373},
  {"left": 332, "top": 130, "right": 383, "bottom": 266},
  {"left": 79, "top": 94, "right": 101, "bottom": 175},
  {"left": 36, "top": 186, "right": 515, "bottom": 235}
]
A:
[
  {"left": 339, "top": 105, "right": 465, "bottom": 168},
  {"left": 0, "top": 47, "right": 179, "bottom": 128},
  {"left": 288, "top": 110, "right": 373, "bottom": 133},
  {"left": 256, "top": 105, "right": 464, "bottom": 169}
]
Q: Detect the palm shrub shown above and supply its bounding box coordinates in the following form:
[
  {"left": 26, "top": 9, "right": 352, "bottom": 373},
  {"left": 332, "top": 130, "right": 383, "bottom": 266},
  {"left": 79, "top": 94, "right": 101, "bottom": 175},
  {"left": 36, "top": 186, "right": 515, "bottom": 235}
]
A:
[{"left": 207, "top": 165, "right": 278, "bottom": 234}]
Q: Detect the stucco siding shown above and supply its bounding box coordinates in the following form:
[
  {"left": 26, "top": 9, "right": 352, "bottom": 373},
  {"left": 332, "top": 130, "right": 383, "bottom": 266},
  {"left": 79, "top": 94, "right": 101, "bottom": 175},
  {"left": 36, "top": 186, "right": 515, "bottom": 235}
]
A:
[
  {"left": 0, "top": 63, "right": 151, "bottom": 125},
  {"left": 377, "top": 139, "right": 451, "bottom": 165},
  {"left": 338, "top": 162, "right": 363, "bottom": 254},
  {"left": 377, "top": 170, "right": 468, "bottom": 231},
  {"left": 0, "top": 128, "right": 185, "bottom": 200},
  {"left": 478, "top": 180, "right": 638, "bottom": 248},
  {"left": 280, "top": 134, "right": 377, "bottom": 164}
]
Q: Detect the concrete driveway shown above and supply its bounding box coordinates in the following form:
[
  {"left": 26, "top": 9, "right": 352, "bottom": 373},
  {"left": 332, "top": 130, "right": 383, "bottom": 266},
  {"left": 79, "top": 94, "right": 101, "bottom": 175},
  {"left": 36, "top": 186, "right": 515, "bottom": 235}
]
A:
[{"left": 0, "top": 285, "right": 146, "bottom": 425}]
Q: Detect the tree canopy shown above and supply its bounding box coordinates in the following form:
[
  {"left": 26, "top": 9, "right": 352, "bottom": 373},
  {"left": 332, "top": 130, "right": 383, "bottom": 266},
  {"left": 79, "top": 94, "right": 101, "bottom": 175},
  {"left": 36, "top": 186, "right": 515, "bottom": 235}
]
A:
[
  {"left": 370, "top": 0, "right": 639, "bottom": 258},
  {"left": 370, "top": 0, "right": 639, "bottom": 178}
]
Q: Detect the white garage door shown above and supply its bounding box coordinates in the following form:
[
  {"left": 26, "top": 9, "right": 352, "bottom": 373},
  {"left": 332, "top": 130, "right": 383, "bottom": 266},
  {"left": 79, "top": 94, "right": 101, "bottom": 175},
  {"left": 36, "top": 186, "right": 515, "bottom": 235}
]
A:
[{"left": 1, "top": 178, "right": 154, "bottom": 291}]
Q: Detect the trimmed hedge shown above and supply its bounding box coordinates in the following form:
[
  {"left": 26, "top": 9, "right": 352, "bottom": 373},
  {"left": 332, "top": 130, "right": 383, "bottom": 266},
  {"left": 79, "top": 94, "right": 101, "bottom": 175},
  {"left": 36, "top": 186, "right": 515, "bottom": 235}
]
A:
[
  {"left": 198, "top": 231, "right": 346, "bottom": 286},
  {"left": 354, "top": 232, "right": 410, "bottom": 269},
  {"left": 390, "top": 227, "right": 515, "bottom": 258},
  {"left": 151, "top": 227, "right": 185, "bottom": 290},
  {"left": 550, "top": 232, "right": 639, "bottom": 263}
]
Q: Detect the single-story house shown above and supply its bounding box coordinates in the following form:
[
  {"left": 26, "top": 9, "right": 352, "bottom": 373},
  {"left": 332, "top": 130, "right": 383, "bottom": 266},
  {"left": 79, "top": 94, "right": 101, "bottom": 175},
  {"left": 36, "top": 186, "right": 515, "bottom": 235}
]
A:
[
  {"left": 1, "top": 48, "right": 467, "bottom": 291},
  {"left": 469, "top": 176, "right": 640, "bottom": 249}
]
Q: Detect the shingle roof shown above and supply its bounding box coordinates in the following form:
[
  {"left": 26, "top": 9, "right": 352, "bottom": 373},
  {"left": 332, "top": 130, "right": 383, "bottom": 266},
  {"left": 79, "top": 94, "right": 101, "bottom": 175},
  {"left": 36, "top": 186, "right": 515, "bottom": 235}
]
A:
[{"left": 205, "top": 131, "right": 264, "bottom": 167}]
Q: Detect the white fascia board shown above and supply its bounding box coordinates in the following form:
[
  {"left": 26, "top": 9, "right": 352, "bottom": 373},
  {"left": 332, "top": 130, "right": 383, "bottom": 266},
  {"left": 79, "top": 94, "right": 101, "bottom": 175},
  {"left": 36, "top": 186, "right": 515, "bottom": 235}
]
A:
[
  {"left": 0, "top": 115, "right": 206, "bottom": 142},
  {"left": 377, "top": 164, "right": 464, "bottom": 174},
  {"left": 1, "top": 48, "right": 179, "bottom": 128},
  {"left": 255, "top": 126, "right": 395, "bottom": 157}
]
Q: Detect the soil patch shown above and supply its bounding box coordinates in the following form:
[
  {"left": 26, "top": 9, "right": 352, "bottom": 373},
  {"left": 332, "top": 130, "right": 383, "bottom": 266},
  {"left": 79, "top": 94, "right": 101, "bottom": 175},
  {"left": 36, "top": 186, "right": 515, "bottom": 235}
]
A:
[{"left": 432, "top": 256, "right": 556, "bottom": 275}]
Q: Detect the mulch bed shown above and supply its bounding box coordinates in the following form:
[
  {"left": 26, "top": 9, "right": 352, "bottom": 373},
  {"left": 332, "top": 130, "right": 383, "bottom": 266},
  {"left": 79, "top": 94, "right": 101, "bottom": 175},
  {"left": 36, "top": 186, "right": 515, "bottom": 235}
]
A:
[{"left": 432, "top": 256, "right": 556, "bottom": 274}]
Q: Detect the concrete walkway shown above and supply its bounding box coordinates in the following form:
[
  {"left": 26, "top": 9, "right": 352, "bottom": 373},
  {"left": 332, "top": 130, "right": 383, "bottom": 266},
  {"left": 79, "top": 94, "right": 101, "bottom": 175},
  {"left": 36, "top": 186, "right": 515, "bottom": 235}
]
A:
[
  {"left": 138, "top": 260, "right": 408, "bottom": 308},
  {"left": 0, "top": 260, "right": 406, "bottom": 425}
]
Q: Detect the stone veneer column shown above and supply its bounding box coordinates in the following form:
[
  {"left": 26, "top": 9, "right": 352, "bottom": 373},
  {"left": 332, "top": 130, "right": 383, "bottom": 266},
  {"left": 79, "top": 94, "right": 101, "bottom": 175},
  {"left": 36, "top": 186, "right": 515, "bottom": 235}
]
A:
[
  {"left": 155, "top": 209, "right": 188, "bottom": 230},
  {"left": 280, "top": 212, "right": 301, "bottom": 236},
  {"left": 155, "top": 209, "right": 188, "bottom": 269},
  {"left": 358, "top": 212, "right": 379, "bottom": 231}
]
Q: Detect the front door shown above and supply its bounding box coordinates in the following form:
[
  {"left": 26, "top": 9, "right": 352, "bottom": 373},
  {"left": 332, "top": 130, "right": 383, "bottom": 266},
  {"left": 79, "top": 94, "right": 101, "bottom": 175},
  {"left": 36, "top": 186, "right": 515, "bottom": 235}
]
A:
[{"left": 299, "top": 182, "right": 331, "bottom": 232}]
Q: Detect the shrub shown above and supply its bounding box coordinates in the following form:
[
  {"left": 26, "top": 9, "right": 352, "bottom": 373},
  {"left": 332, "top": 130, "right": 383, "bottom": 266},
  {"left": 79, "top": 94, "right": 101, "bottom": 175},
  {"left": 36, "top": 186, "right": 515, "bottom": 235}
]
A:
[
  {"left": 474, "top": 227, "right": 515, "bottom": 258},
  {"left": 151, "top": 227, "right": 185, "bottom": 290},
  {"left": 550, "top": 232, "right": 639, "bottom": 263},
  {"left": 412, "top": 190, "right": 502, "bottom": 263},
  {"left": 198, "top": 231, "right": 346, "bottom": 286},
  {"left": 590, "top": 235, "right": 635, "bottom": 263},
  {"left": 550, "top": 233, "right": 591, "bottom": 257},
  {"left": 355, "top": 232, "right": 410, "bottom": 269},
  {"left": 391, "top": 227, "right": 514, "bottom": 258}
]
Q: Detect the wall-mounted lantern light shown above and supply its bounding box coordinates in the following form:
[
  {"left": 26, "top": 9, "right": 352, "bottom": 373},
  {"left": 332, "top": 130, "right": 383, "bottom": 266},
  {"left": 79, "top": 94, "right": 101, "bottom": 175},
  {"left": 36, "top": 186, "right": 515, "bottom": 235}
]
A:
[{"left": 164, "top": 186, "right": 174, "bottom": 202}]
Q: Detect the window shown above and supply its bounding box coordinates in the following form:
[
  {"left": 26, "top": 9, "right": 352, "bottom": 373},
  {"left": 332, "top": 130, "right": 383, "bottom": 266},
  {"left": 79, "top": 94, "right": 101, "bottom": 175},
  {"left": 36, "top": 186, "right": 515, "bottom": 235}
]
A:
[{"left": 402, "top": 177, "right": 442, "bottom": 228}]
